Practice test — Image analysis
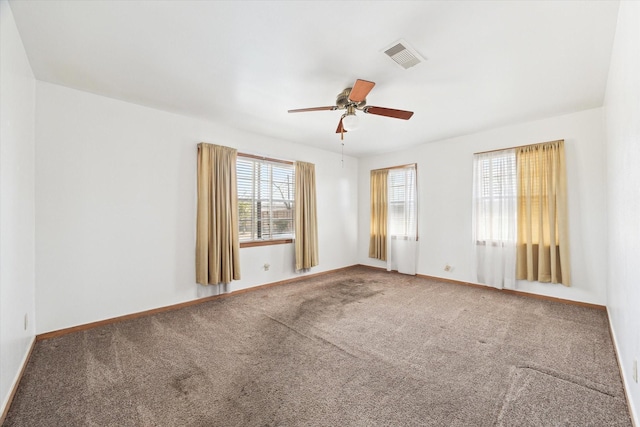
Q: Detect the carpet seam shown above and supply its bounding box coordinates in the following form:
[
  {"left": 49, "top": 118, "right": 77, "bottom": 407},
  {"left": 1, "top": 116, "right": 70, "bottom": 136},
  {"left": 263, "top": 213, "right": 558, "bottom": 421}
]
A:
[
  {"left": 263, "top": 314, "right": 362, "bottom": 360},
  {"left": 516, "top": 364, "right": 620, "bottom": 398}
]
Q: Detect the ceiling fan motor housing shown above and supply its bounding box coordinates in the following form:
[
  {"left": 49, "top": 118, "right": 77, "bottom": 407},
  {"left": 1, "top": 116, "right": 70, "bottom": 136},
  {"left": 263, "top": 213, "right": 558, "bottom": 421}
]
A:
[{"left": 336, "top": 88, "right": 366, "bottom": 110}]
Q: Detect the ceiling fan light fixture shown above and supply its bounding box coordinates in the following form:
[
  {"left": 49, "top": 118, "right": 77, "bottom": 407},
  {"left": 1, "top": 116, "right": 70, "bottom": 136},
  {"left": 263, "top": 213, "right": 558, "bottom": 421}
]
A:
[{"left": 342, "top": 113, "right": 359, "bottom": 131}]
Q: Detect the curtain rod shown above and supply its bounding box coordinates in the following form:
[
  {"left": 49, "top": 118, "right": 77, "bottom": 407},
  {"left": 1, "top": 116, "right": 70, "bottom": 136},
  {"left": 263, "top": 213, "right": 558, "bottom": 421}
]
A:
[
  {"left": 473, "top": 139, "right": 564, "bottom": 155},
  {"left": 372, "top": 162, "right": 417, "bottom": 172},
  {"left": 197, "top": 143, "right": 295, "bottom": 165},
  {"left": 237, "top": 152, "right": 294, "bottom": 165}
]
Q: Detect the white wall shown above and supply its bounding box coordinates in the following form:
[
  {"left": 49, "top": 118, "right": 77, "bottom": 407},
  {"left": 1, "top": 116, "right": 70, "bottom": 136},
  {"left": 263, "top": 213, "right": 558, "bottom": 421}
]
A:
[
  {"left": 0, "top": 0, "right": 37, "bottom": 414},
  {"left": 604, "top": 1, "right": 640, "bottom": 423},
  {"left": 358, "top": 108, "right": 607, "bottom": 305},
  {"left": 34, "top": 81, "right": 358, "bottom": 334}
]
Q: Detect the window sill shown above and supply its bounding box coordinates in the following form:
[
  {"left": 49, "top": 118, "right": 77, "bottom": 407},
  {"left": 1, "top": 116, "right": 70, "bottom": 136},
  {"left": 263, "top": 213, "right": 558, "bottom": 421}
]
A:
[
  {"left": 391, "top": 235, "right": 419, "bottom": 241},
  {"left": 476, "top": 240, "right": 512, "bottom": 247},
  {"left": 240, "top": 239, "right": 293, "bottom": 248}
]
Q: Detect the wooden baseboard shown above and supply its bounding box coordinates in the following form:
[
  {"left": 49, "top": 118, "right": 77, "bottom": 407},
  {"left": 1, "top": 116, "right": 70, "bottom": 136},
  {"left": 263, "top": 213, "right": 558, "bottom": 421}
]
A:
[
  {"left": 419, "top": 273, "right": 606, "bottom": 310},
  {"left": 36, "top": 263, "right": 605, "bottom": 339},
  {"left": 1, "top": 337, "right": 36, "bottom": 424},
  {"left": 356, "top": 264, "right": 606, "bottom": 310},
  {"left": 37, "top": 265, "right": 358, "bottom": 341}
]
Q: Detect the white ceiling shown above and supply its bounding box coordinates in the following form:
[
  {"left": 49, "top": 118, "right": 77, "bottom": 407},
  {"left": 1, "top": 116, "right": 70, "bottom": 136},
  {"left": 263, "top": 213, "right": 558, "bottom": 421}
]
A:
[{"left": 9, "top": 0, "right": 620, "bottom": 157}]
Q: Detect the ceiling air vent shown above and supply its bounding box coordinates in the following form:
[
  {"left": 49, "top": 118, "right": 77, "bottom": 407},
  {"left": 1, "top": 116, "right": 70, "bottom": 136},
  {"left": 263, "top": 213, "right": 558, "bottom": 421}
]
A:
[{"left": 383, "top": 39, "right": 425, "bottom": 70}]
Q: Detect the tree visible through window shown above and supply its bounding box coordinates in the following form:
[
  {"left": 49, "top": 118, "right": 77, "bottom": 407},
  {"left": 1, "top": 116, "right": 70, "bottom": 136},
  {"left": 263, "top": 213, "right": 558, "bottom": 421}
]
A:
[{"left": 237, "top": 155, "right": 294, "bottom": 243}]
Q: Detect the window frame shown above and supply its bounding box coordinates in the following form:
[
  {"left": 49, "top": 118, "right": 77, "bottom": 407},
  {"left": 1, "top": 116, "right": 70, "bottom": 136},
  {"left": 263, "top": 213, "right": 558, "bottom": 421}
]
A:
[{"left": 237, "top": 153, "right": 295, "bottom": 248}]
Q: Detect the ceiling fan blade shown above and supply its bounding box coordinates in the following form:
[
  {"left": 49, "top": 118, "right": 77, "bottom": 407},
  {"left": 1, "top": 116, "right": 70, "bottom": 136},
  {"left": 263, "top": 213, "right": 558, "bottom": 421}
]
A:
[
  {"left": 336, "top": 118, "right": 347, "bottom": 134},
  {"left": 288, "top": 106, "right": 337, "bottom": 113},
  {"left": 348, "top": 79, "right": 375, "bottom": 102},
  {"left": 364, "top": 106, "right": 414, "bottom": 120}
]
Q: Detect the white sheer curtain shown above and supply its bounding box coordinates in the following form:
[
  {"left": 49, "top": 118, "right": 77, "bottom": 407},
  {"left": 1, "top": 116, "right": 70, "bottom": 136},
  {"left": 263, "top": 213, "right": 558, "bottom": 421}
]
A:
[
  {"left": 387, "top": 165, "right": 418, "bottom": 275},
  {"left": 472, "top": 150, "right": 516, "bottom": 289}
]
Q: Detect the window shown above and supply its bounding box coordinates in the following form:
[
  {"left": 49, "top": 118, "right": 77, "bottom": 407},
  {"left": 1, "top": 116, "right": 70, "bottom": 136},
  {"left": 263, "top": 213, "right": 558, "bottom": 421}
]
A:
[
  {"left": 472, "top": 141, "right": 569, "bottom": 287},
  {"left": 388, "top": 165, "right": 417, "bottom": 238},
  {"left": 236, "top": 155, "right": 294, "bottom": 246},
  {"left": 368, "top": 164, "right": 418, "bottom": 274},
  {"left": 473, "top": 150, "right": 516, "bottom": 243},
  {"left": 472, "top": 149, "right": 517, "bottom": 288}
]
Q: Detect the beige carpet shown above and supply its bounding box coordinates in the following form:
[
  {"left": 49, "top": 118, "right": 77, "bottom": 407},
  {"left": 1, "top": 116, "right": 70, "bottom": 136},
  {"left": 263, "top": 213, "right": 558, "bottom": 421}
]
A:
[
  {"left": 3, "top": 267, "right": 632, "bottom": 426},
  {"left": 497, "top": 365, "right": 631, "bottom": 426}
]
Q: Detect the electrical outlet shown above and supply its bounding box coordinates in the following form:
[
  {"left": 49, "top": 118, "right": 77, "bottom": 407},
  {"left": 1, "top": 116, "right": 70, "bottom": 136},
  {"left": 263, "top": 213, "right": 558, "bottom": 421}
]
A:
[
  {"left": 444, "top": 264, "right": 453, "bottom": 272},
  {"left": 24, "top": 313, "right": 28, "bottom": 331},
  {"left": 634, "top": 359, "right": 638, "bottom": 383},
  {"left": 263, "top": 263, "right": 270, "bottom": 271}
]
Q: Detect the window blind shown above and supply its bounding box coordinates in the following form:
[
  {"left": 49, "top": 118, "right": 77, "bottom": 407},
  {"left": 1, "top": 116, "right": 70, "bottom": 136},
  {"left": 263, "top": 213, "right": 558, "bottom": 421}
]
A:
[
  {"left": 388, "top": 166, "right": 417, "bottom": 237},
  {"left": 474, "top": 150, "right": 516, "bottom": 242},
  {"left": 237, "top": 156, "right": 294, "bottom": 242}
]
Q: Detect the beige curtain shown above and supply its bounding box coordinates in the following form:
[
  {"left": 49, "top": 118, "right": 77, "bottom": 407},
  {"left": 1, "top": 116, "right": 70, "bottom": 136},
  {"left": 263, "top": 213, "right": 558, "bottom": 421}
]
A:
[
  {"left": 295, "top": 161, "right": 319, "bottom": 270},
  {"left": 368, "top": 169, "right": 389, "bottom": 261},
  {"left": 516, "top": 140, "right": 571, "bottom": 286},
  {"left": 196, "top": 143, "right": 240, "bottom": 285}
]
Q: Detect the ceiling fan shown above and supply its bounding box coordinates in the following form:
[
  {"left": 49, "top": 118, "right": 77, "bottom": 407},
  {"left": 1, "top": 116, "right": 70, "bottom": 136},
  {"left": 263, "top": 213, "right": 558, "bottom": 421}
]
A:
[{"left": 288, "top": 79, "right": 414, "bottom": 139}]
